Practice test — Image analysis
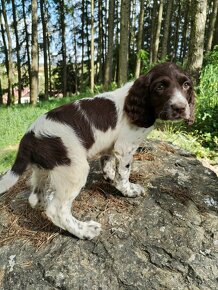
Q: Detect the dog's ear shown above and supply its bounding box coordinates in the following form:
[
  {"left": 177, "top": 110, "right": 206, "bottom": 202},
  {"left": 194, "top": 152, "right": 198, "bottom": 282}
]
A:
[
  {"left": 186, "top": 88, "right": 196, "bottom": 125},
  {"left": 124, "top": 74, "right": 155, "bottom": 128}
]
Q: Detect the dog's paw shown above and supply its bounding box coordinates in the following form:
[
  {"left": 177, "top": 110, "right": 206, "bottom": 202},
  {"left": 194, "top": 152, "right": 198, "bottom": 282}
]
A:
[
  {"left": 123, "top": 183, "right": 145, "bottom": 197},
  {"left": 81, "top": 220, "right": 102, "bottom": 240},
  {"left": 28, "top": 192, "right": 39, "bottom": 208}
]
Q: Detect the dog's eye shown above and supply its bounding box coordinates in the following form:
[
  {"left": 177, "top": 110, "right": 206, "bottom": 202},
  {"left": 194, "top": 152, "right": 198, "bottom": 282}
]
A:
[
  {"left": 156, "top": 83, "right": 165, "bottom": 91},
  {"left": 183, "top": 81, "right": 190, "bottom": 90}
]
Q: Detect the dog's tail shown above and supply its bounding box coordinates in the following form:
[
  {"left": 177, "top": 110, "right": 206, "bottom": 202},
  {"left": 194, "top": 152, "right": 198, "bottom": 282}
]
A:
[{"left": 0, "top": 133, "right": 31, "bottom": 195}]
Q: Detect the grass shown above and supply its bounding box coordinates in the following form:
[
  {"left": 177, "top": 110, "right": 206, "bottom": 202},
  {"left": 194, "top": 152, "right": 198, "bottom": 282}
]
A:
[{"left": 149, "top": 121, "right": 217, "bottom": 161}]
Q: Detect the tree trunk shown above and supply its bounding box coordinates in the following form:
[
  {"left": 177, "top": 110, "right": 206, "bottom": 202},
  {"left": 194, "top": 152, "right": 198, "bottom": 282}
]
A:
[
  {"left": 205, "top": 0, "right": 218, "bottom": 51},
  {"left": 135, "top": 0, "right": 145, "bottom": 78},
  {"left": 73, "top": 32, "right": 78, "bottom": 94},
  {"left": 152, "top": 0, "right": 164, "bottom": 63},
  {"left": 212, "top": 12, "right": 218, "bottom": 47},
  {"left": 180, "top": 0, "right": 191, "bottom": 62},
  {"left": 130, "top": 0, "right": 137, "bottom": 53},
  {"left": 172, "top": 1, "right": 181, "bottom": 61},
  {"left": 1, "top": 0, "right": 13, "bottom": 105},
  {"left": 149, "top": 0, "right": 158, "bottom": 63},
  {"left": 30, "top": 0, "right": 39, "bottom": 105},
  {"left": 188, "top": 0, "right": 208, "bottom": 82},
  {"left": 97, "top": 0, "right": 104, "bottom": 83},
  {"left": 22, "top": 0, "right": 31, "bottom": 92},
  {"left": 114, "top": 0, "right": 120, "bottom": 83},
  {"left": 118, "top": 0, "right": 130, "bottom": 86},
  {"left": 59, "top": 0, "right": 67, "bottom": 97},
  {"left": 90, "top": 0, "right": 95, "bottom": 92},
  {"left": 47, "top": 32, "right": 52, "bottom": 95},
  {"left": 81, "top": 0, "right": 85, "bottom": 88},
  {"left": 104, "top": 0, "right": 115, "bottom": 90},
  {"left": 160, "top": 0, "right": 173, "bottom": 59},
  {"left": 11, "top": 0, "right": 22, "bottom": 104},
  {"left": 86, "top": 0, "right": 91, "bottom": 86},
  {"left": 40, "top": 0, "right": 49, "bottom": 100}
]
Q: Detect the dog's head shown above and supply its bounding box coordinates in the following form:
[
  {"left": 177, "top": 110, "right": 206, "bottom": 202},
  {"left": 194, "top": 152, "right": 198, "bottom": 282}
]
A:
[{"left": 124, "top": 62, "right": 195, "bottom": 127}]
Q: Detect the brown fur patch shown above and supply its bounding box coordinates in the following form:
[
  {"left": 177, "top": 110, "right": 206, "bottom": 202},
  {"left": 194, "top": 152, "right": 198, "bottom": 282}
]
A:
[
  {"left": 79, "top": 97, "right": 117, "bottom": 132},
  {"left": 12, "top": 131, "right": 71, "bottom": 174},
  {"left": 46, "top": 102, "right": 95, "bottom": 149}
]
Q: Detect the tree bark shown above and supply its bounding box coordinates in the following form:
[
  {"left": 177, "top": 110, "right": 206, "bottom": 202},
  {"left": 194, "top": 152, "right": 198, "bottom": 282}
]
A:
[
  {"left": 118, "top": 0, "right": 130, "bottom": 86},
  {"left": 1, "top": 0, "right": 13, "bottom": 105},
  {"left": 85, "top": 0, "right": 91, "bottom": 85},
  {"left": 47, "top": 32, "right": 52, "bottom": 95},
  {"left": 81, "top": 0, "right": 85, "bottom": 88},
  {"left": 90, "top": 0, "right": 95, "bottom": 92},
  {"left": 172, "top": 1, "right": 181, "bottom": 61},
  {"left": 180, "top": 0, "right": 191, "bottom": 62},
  {"left": 130, "top": 0, "right": 137, "bottom": 53},
  {"left": 97, "top": 0, "right": 104, "bottom": 83},
  {"left": 161, "top": 0, "right": 173, "bottom": 59},
  {"left": 12, "top": 0, "right": 22, "bottom": 104},
  {"left": 30, "top": 0, "right": 39, "bottom": 105},
  {"left": 22, "top": 0, "right": 31, "bottom": 93},
  {"left": 205, "top": 0, "right": 218, "bottom": 51},
  {"left": 135, "top": 0, "right": 145, "bottom": 78},
  {"left": 104, "top": 0, "right": 115, "bottom": 90},
  {"left": 152, "top": 0, "right": 164, "bottom": 63},
  {"left": 149, "top": 0, "right": 158, "bottom": 63},
  {"left": 40, "top": 0, "right": 49, "bottom": 100},
  {"left": 188, "top": 0, "right": 208, "bottom": 81},
  {"left": 59, "top": 0, "right": 67, "bottom": 97},
  {"left": 212, "top": 12, "right": 218, "bottom": 47},
  {"left": 114, "top": 0, "right": 120, "bottom": 83}
]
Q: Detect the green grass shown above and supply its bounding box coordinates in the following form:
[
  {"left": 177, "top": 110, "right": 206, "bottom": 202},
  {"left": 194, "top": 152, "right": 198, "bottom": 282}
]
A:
[
  {"left": 149, "top": 121, "right": 217, "bottom": 161},
  {"left": 0, "top": 149, "right": 17, "bottom": 173}
]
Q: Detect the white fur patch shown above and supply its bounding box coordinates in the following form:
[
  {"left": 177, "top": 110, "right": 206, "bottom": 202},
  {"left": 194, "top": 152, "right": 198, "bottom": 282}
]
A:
[
  {"left": 170, "top": 89, "right": 189, "bottom": 109},
  {"left": 0, "top": 170, "right": 19, "bottom": 194},
  {"left": 170, "top": 89, "right": 190, "bottom": 118}
]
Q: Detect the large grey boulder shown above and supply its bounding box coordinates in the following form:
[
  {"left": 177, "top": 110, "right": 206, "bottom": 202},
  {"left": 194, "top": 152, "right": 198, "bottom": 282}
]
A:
[{"left": 0, "top": 140, "right": 217, "bottom": 290}]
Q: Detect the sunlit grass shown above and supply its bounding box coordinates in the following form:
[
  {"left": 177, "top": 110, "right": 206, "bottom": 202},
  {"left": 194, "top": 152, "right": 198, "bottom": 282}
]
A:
[
  {"left": 149, "top": 121, "right": 218, "bottom": 161},
  {"left": 0, "top": 149, "right": 17, "bottom": 173}
]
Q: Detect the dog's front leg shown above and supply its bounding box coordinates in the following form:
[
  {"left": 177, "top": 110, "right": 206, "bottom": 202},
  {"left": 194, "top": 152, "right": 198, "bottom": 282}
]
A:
[
  {"left": 112, "top": 149, "right": 145, "bottom": 197},
  {"left": 100, "top": 155, "right": 116, "bottom": 182}
]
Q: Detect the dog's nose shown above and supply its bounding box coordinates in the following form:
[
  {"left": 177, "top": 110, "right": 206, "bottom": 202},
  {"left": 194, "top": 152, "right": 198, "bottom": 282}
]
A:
[{"left": 171, "top": 103, "right": 186, "bottom": 114}]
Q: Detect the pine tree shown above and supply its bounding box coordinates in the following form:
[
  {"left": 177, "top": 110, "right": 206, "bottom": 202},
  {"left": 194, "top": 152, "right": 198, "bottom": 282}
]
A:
[
  {"left": 188, "top": 0, "right": 208, "bottom": 81},
  {"left": 30, "top": 0, "right": 39, "bottom": 105},
  {"left": 118, "top": 0, "right": 130, "bottom": 86}
]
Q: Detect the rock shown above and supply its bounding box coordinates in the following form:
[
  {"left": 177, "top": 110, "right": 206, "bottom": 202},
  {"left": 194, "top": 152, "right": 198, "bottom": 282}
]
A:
[{"left": 0, "top": 140, "right": 217, "bottom": 290}]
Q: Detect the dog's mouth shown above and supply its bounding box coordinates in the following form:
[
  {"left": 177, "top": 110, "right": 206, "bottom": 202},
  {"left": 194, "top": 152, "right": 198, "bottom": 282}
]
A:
[{"left": 158, "top": 109, "right": 189, "bottom": 122}]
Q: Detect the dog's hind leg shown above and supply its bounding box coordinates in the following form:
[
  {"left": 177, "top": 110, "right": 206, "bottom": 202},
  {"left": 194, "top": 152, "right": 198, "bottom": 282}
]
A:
[
  {"left": 45, "top": 161, "right": 101, "bottom": 239},
  {"left": 29, "top": 168, "right": 49, "bottom": 209}
]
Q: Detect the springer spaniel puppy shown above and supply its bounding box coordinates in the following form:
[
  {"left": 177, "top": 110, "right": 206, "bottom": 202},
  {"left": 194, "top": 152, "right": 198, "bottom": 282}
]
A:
[{"left": 0, "top": 62, "right": 195, "bottom": 239}]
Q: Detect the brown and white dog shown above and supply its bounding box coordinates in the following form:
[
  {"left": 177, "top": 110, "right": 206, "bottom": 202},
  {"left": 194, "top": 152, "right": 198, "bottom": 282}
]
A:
[{"left": 0, "top": 63, "right": 195, "bottom": 239}]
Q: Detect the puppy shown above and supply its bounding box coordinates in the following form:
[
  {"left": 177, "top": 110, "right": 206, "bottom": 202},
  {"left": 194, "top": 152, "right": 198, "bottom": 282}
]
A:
[{"left": 0, "top": 62, "right": 195, "bottom": 239}]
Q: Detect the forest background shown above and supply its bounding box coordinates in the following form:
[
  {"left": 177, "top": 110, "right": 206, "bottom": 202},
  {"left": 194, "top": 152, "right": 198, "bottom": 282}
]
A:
[{"left": 0, "top": 0, "right": 217, "bottom": 173}]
